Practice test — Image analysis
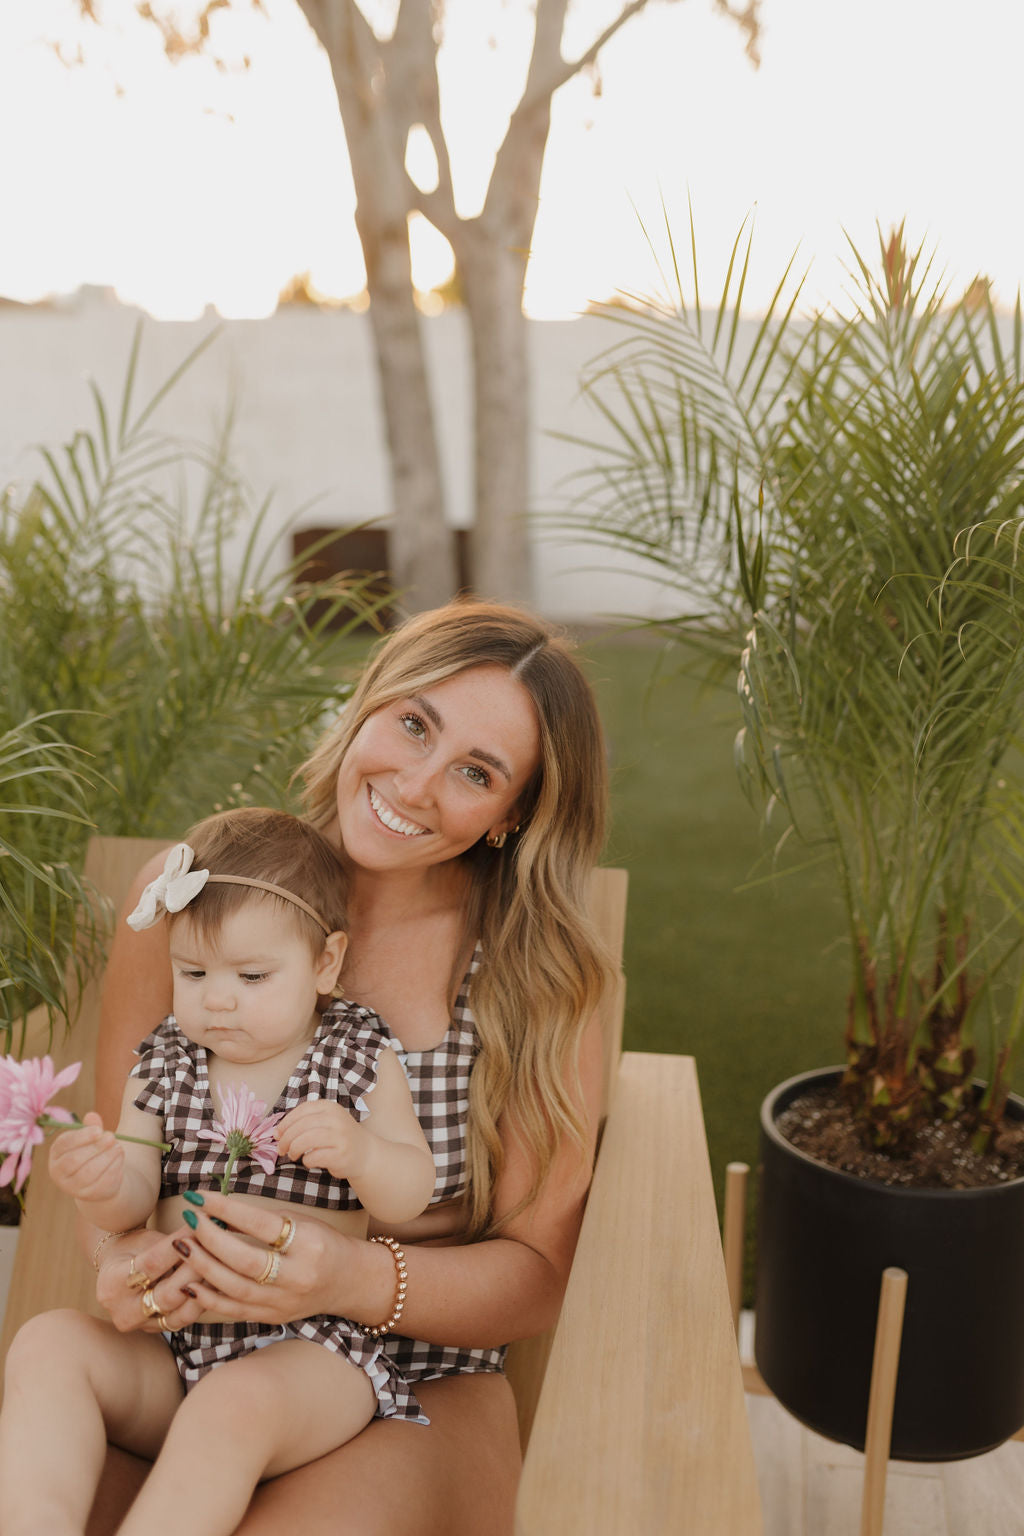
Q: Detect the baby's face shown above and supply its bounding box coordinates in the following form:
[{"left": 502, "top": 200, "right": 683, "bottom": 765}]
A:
[{"left": 168, "top": 904, "right": 335, "bottom": 1067}]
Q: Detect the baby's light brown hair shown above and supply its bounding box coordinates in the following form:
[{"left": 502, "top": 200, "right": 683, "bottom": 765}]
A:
[{"left": 169, "top": 807, "right": 347, "bottom": 958}]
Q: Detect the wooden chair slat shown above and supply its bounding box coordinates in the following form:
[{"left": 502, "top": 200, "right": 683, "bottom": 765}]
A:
[{"left": 516, "top": 1052, "right": 763, "bottom": 1533}]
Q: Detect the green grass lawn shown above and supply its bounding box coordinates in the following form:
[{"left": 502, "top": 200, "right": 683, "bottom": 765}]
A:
[{"left": 583, "top": 636, "right": 850, "bottom": 1294}]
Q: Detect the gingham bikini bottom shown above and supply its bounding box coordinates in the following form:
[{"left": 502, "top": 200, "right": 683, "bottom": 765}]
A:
[{"left": 167, "top": 1314, "right": 428, "bottom": 1424}]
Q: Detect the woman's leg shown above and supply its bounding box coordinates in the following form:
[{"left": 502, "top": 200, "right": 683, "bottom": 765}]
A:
[
  {"left": 237, "top": 1373, "right": 523, "bottom": 1536},
  {"left": 117, "top": 1341, "right": 376, "bottom": 1536},
  {"left": 86, "top": 1371, "right": 523, "bottom": 1536},
  {"left": 0, "top": 1308, "right": 182, "bottom": 1536}
]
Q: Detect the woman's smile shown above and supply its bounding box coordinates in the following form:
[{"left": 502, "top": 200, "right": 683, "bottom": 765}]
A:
[{"left": 368, "top": 785, "right": 430, "bottom": 838}]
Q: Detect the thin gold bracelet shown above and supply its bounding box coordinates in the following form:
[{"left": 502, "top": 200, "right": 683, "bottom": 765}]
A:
[
  {"left": 363, "top": 1235, "right": 408, "bottom": 1338},
  {"left": 91, "top": 1227, "right": 146, "bottom": 1272}
]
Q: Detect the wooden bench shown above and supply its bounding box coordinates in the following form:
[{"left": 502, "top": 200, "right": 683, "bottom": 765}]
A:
[{"left": 0, "top": 837, "right": 762, "bottom": 1534}]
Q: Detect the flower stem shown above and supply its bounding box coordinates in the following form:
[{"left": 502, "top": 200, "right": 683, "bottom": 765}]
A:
[
  {"left": 38, "top": 1114, "right": 171, "bottom": 1153},
  {"left": 219, "top": 1149, "right": 239, "bottom": 1196}
]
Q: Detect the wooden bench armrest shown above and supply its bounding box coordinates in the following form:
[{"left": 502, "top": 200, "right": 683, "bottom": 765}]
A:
[{"left": 515, "top": 1052, "right": 763, "bottom": 1535}]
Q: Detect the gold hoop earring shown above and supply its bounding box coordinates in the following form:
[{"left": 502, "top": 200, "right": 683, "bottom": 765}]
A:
[{"left": 486, "top": 823, "right": 521, "bottom": 850}]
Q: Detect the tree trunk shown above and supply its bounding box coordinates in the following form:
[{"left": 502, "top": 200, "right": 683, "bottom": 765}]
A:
[
  {"left": 456, "top": 225, "right": 532, "bottom": 605},
  {"left": 356, "top": 205, "right": 456, "bottom": 613},
  {"left": 297, "top": 0, "right": 456, "bottom": 615}
]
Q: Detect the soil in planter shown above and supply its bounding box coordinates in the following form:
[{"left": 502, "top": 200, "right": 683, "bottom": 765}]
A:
[
  {"left": 0, "top": 1184, "right": 21, "bottom": 1226},
  {"left": 776, "top": 1082, "right": 1024, "bottom": 1188}
]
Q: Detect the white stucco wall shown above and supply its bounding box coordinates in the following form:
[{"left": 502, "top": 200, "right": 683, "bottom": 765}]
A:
[{"left": 0, "top": 292, "right": 686, "bottom": 624}]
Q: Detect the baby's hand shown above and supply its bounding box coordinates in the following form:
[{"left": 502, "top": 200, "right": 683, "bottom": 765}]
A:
[
  {"left": 276, "top": 1101, "right": 366, "bottom": 1182},
  {"left": 48, "top": 1112, "right": 126, "bottom": 1204}
]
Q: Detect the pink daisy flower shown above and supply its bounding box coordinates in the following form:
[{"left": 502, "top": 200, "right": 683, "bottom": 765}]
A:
[
  {"left": 0, "top": 1054, "right": 169, "bottom": 1205},
  {"left": 0, "top": 1054, "right": 80, "bottom": 1193},
  {"left": 197, "top": 1083, "right": 282, "bottom": 1193}
]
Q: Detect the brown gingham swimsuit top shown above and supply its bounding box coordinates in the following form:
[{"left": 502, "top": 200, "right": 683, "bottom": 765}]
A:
[{"left": 380, "top": 944, "right": 507, "bottom": 1385}]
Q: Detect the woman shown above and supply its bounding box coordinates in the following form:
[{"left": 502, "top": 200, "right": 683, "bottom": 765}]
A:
[{"left": 85, "top": 600, "right": 610, "bottom": 1535}]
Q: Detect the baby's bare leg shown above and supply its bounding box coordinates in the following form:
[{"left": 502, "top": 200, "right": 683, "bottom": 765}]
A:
[
  {"left": 0, "top": 1309, "right": 182, "bottom": 1536},
  {"left": 117, "top": 1340, "right": 376, "bottom": 1536}
]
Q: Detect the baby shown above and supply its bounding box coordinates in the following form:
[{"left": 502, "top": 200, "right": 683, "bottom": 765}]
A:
[{"left": 0, "top": 806, "right": 435, "bottom": 1536}]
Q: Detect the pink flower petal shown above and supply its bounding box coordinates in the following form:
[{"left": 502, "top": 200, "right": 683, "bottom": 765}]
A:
[
  {"left": 195, "top": 1082, "right": 281, "bottom": 1189},
  {"left": 0, "top": 1054, "right": 83, "bottom": 1195}
]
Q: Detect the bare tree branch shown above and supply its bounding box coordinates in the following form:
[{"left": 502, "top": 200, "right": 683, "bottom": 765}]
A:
[
  {"left": 714, "top": 0, "right": 761, "bottom": 66},
  {"left": 520, "top": 0, "right": 648, "bottom": 111}
]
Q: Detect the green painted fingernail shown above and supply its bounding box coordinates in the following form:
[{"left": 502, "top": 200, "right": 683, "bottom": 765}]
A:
[
  {"left": 183, "top": 1190, "right": 205, "bottom": 1206},
  {"left": 211, "top": 1217, "right": 228, "bottom": 1230},
  {"left": 183, "top": 1209, "right": 198, "bottom": 1230}
]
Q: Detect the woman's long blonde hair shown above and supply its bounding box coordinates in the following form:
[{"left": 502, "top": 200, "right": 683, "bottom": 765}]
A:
[{"left": 299, "top": 600, "right": 610, "bottom": 1237}]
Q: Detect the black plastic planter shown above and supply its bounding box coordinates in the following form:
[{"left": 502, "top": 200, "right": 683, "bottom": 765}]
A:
[{"left": 754, "top": 1066, "right": 1024, "bottom": 1461}]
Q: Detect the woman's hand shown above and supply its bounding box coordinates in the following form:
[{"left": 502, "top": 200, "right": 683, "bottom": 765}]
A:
[
  {"left": 95, "top": 1227, "right": 207, "bottom": 1336},
  {"left": 49, "top": 1113, "right": 125, "bottom": 1204},
  {"left": 172, "top": 1190, "right": 382, "bottom": 1326}
]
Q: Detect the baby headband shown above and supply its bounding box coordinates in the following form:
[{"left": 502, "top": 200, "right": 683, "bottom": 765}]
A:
[{"left": 126, "top": 842, "right": 331, "bottom": 935}]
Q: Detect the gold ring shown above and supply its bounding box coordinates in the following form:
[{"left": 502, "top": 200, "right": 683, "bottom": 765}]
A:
[
  {"left": 140, "top": 1286, "right": 162, "bottom": 1320},
  {"left": 157, "top": 1313, "right": 172, "bottom": 1331},
  {"left": 255, "top": 1249, "right": 281, "bottom": 1286},
  {"left": 126, "top": 1255, "right": 151, "bottom": 1292},
  {"left": 269, "top": 1216, "right": 296, "bottom": 1253}
]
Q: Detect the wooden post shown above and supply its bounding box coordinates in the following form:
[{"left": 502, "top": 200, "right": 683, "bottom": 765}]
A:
[
  {"left": 860, "top": 1266, "right": 908, "bottom": 1536},
  {"left": 723, "top": 1161, "right": 749, "bottom": 1339}
]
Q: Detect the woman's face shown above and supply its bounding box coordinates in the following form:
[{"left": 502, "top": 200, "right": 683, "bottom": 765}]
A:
[{"left": 334, "top": 664, "right": 541, "bottom": 874}]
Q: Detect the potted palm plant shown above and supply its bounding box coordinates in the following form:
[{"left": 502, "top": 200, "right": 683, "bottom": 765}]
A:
[{"left": 564, "top": 223, "right": 1024, "bottom": 1458}]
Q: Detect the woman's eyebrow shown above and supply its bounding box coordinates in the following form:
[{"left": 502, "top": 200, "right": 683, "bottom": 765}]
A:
[
  {"left": 411, "top": 693, "right": 512, "bottom": 781},
  {"left": 412, "top": 694, "right": 444, "bottom": 731},
  {"left": 469, "top": 747, "right": 511, "bottom": 782}
]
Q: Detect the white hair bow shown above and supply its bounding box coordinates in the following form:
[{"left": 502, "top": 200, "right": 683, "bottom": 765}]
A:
[{"left": 126, "top": 843, "right": 210, "bottom": 931}]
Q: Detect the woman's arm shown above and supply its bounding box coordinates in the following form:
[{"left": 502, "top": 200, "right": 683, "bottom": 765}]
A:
[
  {"left": 389, "top": 1011, "right": 606, "bottom": 1345},
  {"left": 160, "top": 1013, "right": 605, "bottom": 1347},
  {"left": 94, "top": 850, "right": 175, "bottom": 1126}
]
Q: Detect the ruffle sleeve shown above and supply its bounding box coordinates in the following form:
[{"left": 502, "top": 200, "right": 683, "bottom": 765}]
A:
[
  {"left": 293, "top": 1000, "right": 405, "bottom": 1123},
  {"left": 130, "top": 1015, "right": 199, "bottom": 1118}
]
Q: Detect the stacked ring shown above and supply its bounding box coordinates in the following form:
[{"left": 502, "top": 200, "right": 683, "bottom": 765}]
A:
[
  {"left": 140, "top": 1287, "right": 174, "bottom": 1331},
  {"left": 269, "top": 1215, "right": 296, "bottom": 1253},
  {"left": 255, "top": 1249, "right": 281, "bottom": 1286},
  {"left": 140, "top": 1286, "right": 162, "bottom": 1319},
  {"left": 126, "top": 1255, "right": 151, "bottom": 1292}
]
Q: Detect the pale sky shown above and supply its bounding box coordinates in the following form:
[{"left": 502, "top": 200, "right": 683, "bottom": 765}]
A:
[{"left": 1, "top": 0, "right": 1021, "bottom": 322}]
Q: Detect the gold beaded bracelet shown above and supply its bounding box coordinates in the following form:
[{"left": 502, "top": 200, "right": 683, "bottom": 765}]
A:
[
  {"left": 363, "top": 1235, "right": 408, "bottom": 1338},
  {"left": 91, "top": 1227, "right": 146, "bottom": 1272}
]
